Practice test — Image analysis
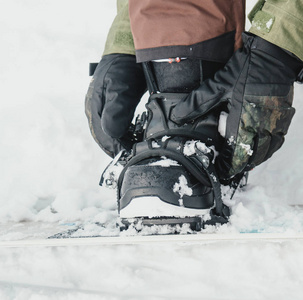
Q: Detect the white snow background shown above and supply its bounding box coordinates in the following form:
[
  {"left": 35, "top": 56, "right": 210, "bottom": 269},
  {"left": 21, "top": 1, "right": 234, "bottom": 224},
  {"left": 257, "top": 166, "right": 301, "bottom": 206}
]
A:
[{"left": 1, "top": 1, "right": 303, "bottom": 299}]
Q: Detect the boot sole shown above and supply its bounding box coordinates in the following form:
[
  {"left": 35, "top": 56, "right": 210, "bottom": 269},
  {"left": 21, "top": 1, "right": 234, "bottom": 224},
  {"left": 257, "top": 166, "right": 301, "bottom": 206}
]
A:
[{"left": 119, "top": 196, "right": 211, "bottom": 219}]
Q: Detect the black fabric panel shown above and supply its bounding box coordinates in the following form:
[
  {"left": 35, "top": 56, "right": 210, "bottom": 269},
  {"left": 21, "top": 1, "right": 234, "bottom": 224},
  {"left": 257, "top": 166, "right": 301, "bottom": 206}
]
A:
[
  {"left": 135, "top": 31, "right": 236, "bottom": 63},
  {"left": 151, "top": 59, "right": 225, "bottom": 93}
]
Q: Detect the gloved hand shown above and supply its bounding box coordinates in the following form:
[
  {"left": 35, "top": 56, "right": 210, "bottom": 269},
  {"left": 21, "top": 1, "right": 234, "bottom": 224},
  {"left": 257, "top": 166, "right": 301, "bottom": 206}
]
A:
[
  {"left": 171, "top": 33, "right": 303, "bottom": 181},
  {"left": 85, "top": 54, "right": 147, "bottom": 157}
]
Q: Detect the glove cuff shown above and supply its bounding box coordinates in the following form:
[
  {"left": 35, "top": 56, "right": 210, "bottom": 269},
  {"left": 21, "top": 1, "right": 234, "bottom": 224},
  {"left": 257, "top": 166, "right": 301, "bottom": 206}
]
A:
[{"left": 244, "top": 32, "right": 303, "bottom": 80}]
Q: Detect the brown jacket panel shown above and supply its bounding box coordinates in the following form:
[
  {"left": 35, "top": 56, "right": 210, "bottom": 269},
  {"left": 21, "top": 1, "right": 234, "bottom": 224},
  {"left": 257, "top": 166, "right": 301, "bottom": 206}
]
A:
[{"left": 129, "top": 0, "right": 245, "bottom": 62}]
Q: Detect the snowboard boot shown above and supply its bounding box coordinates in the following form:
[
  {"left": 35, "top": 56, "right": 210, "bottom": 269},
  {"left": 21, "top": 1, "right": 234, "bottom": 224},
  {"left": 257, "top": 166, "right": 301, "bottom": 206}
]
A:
[
  {"left": 115, "top": 59, "right": 230, "bottom": 230},
  {"left": 117, "top": 93, "right": 229, "bottom": 230},
  {"left": 118, "top": 144, "right": 216, "bottom": 231}
]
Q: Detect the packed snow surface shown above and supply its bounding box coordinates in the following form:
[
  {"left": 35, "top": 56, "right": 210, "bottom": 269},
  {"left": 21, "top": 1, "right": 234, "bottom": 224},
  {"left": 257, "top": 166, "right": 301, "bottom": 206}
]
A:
[{"left": 1, "top": 0, "right": 303, "bottom": 299}]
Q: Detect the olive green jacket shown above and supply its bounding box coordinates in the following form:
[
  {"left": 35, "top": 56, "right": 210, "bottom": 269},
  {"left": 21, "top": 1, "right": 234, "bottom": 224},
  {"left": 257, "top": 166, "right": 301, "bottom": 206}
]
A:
[
  {"left": 103, "top": 0, "right": 303, "bottom": 62},
  {"left": 249, "top": 0, "right": 303, "bottom": 62},
  {"left": 103, "top": 0, "right": 135, "bottom": 56}
]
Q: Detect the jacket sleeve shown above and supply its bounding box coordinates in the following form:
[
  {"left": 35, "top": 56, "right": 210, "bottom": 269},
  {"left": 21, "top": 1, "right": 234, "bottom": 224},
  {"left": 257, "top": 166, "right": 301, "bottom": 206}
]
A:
[
  {"left": 103, "top": 0, "right": 135, "bottom": 56},
  {"left": 248, "top": 0, "right": 303, "bottom": 62}
]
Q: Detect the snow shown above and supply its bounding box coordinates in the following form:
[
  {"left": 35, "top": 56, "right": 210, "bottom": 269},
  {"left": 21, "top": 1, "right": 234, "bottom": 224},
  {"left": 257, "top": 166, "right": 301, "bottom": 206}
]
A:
[
  {"left": 151, "top": 140, "right": 161, "bottom": 148},
  {"left": 239, "top": 143, "right": 253, "bottom": 156},
  {"left": 148, "top": 156, "right": 180, "bottom": 167},
  {"left": 161, "top": 135, "right": 170, "bottom": 142},
  {"left": 266, "top": 18, "right": 274, "bottom": 30},
  {"left": 183, "top": 140, "right": 211, "bottom": 156},
  {"left": 1, "top": 0, "right": 303, "bottom": 299},
  {"left": 218, "top": 111, "right": 228, "bottom": 137},
  {"left": 173, "top": 175, "right": 193, "bottom": 199}
]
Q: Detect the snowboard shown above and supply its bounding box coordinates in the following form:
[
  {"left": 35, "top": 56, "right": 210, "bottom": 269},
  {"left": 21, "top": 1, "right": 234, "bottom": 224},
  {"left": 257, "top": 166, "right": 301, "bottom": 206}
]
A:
[{"left": 1, "top": 221, "right": 303, "bottom": 248}]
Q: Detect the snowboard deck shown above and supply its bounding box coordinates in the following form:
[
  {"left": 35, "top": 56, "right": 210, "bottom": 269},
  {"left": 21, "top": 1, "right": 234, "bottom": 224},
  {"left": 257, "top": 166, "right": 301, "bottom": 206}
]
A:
[
  {"left": 1, "top": 219, "right": 303, "bottom": 248},
  {"left": 0, "top": 232, "right": 303, "bottom": 248}
]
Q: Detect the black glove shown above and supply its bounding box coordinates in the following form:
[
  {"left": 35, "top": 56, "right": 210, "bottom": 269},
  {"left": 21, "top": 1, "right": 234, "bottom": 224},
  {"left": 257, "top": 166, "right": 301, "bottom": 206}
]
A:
[
  {"left": 171, "top": 33, "right": 303, "bottom": 181},
  {"left": 85, "top": 54, "right": 147, "bottom": 157}
]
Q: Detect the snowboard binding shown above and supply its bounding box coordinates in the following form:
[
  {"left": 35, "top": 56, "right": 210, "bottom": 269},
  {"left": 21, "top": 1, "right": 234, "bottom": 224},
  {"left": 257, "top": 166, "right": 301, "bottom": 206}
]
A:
[
  {"left": 114, "top": 90, "right": 230, "bottom": 231},
  {"left": 101, "top": 60, "right": 233, "bottom": 231}
]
